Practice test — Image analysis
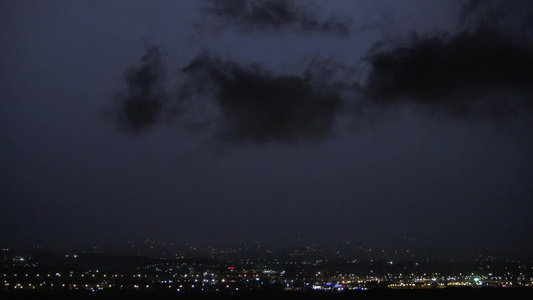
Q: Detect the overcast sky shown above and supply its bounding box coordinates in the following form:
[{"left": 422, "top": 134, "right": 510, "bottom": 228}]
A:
[{"left": 1, "top": 0, "right": 532, "bottom": 258}]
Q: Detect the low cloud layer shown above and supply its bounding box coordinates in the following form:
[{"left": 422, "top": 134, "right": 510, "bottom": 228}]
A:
[
  {"left": 181, "top": 54, "right": 342, "bottom": 143},
  {"left": 202, "top": 0, "right": 351, "bottom": 36},
  {"left": 363, "top": 28, "right": 533, "bottom": 118},
  {"left": 114, "top": 44, "right": 167, "bottom": 133}
]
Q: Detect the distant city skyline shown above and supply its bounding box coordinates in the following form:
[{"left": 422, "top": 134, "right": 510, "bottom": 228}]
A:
[{"left": 2, "top": 245, "right": 532, "bottom": 296}]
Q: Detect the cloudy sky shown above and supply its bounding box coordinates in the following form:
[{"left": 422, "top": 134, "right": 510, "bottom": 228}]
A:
[{"left": 1, "top": 0, "right": 532, "bottom": 258}]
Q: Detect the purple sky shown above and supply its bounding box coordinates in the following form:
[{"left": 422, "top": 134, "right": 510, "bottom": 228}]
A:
[{"left": 1, "top": 0, "right": 532, "bottom": 258}]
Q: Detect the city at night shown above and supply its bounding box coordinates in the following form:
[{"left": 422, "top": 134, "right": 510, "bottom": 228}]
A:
[{"left": 1, "top": 0, "right": 532, "bottom": 299}]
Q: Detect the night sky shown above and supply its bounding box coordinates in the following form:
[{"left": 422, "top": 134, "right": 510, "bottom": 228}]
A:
[{"left": 1, "top": 0, "right": 532, "bottom": 258}]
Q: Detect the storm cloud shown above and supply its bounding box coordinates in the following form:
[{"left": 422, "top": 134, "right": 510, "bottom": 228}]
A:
[
  {"left": 114, "top": 44, "right": 167, "bottom": 133},
  {"left": 202, "top": 0, "right": 352, "bottom": 36},
  {"left": 181, "top": 54, "right": 343, "bottom": 143},
  {"left": 363, "top": 27, "right": 533, "bottom": 118},
  {"left": 111, "top": 1, "right": 533, "bottom": 141}
]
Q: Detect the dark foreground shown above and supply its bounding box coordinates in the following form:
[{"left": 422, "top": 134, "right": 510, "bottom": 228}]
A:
[{"left": 2, "top": 288, "right": 533, "bottom": 300}]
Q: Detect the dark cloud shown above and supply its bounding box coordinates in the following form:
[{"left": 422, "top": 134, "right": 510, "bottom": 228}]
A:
[
  {"left": 111, "top": 2, "right": 533, "bottom": 141},
  {"left": 114, "top": 44, "right": 167, "bottom": 134},
  {"left": 459, "top": 0, "right": 533, "bottom": 37},
  {"left": 181, "top": 54, "right": 342, "bottom": 143},
  {"left": 363, "top": 28, "right": 533, "bottom": 118},
  {"left": 202, "top": 0, "right": 351, "bottom": 36}
]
